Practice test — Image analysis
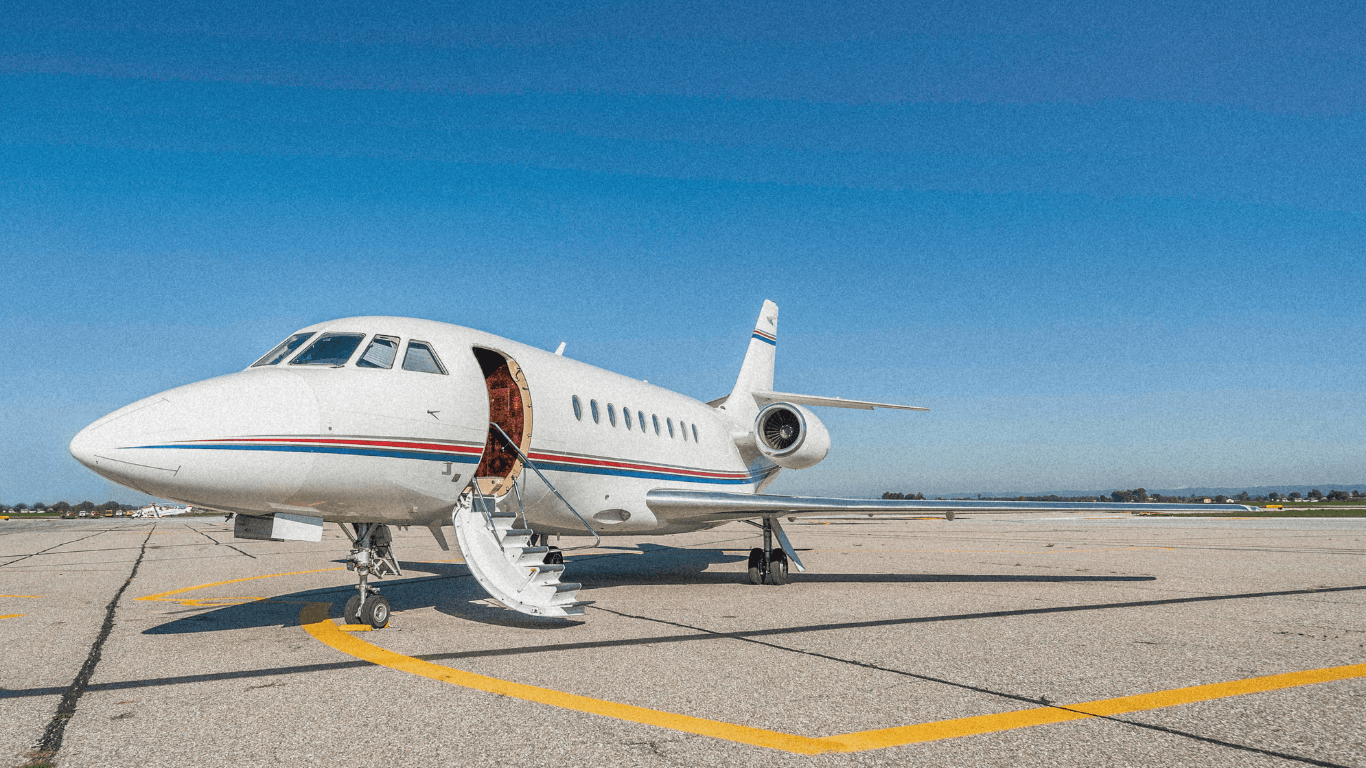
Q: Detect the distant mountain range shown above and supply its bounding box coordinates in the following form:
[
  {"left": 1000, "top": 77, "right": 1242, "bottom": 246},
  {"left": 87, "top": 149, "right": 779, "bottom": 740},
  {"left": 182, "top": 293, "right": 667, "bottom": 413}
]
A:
[{"left": 926, "top": 484, "right": 1365, "bottom": 499}]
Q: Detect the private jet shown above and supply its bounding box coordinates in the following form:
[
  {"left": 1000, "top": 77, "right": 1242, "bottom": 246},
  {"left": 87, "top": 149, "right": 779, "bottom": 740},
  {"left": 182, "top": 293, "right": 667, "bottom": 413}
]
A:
[{"left": 70, "top": 301, "right": 1248, "bottom": 626}]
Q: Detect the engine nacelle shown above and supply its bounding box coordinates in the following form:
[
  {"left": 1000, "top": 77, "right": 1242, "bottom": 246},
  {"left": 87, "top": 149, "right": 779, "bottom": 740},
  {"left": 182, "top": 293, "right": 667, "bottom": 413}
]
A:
[{"left": 754, "top": 402, "right": 830, "bottom": 470}]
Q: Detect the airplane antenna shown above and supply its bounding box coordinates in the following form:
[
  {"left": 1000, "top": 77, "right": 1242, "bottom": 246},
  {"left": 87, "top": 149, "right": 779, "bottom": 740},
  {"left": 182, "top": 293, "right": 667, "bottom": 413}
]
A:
[{"left": 554, "top": 342, "right": 566, "bottom": 356}]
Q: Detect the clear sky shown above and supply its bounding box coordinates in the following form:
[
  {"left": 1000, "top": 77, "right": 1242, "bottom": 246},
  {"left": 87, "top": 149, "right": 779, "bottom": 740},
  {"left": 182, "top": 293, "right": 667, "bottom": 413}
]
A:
[{"left": 2, "top": 1, "right": 1363, "bottom": 505}]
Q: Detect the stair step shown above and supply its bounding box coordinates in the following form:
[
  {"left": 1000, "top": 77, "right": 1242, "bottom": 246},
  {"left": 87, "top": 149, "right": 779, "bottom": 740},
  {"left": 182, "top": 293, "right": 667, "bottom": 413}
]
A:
[{"left": 452, "top": 488, "right": 589, "bottom": 620}]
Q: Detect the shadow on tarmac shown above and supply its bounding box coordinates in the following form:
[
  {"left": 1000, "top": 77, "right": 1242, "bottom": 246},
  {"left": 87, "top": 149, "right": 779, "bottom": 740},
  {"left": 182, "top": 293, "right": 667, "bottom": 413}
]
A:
[{"left": 142, "top": 544, "right": 1155, "bottom": 635}]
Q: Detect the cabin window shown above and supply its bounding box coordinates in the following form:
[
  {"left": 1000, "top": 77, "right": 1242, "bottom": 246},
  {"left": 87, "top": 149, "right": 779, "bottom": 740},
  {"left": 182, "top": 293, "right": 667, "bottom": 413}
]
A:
[
  {"left": 607, "top": 403, "right": 616, "bottom": 427},
  {"left": 402, "top": 341, "right": 447, "bottom": 374},
  {"left": 680, "top": 421, "right": 688, "bottom": 441},
  {"left": 692, "top": 424, "right": 699, "bottom": 442},
  {"left": 591, "top": 400, "right": 600, "bottom": 424},
  {"left": 623, "top": 408, "right": 633, "bottom": 430},
  {"left": 667, "top": 418, "right": 674, "bottom": 438},
  {"left": 291, "top": 333, "right": 366, "bottom": 366},
  {"left": 356, "top": 335, "right": 400, "bottom": 369},
  {"left": 652, "top": 415, "right": 660, "bottom": 435},
  {"left": 639, "top": 411, "right": 646, "bottom": 432},
  {"left": 572, "top": 396, "right": 583, "bottom": 421},
  {"left": 252, "top": 332, "right": 315, "bottom": 367}
]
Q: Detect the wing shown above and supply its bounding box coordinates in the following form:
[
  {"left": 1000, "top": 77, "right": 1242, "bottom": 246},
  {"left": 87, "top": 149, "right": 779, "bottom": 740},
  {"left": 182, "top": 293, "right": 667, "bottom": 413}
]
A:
[{"left": 646, "top": 489, "right": 1254, "bottom": 523}]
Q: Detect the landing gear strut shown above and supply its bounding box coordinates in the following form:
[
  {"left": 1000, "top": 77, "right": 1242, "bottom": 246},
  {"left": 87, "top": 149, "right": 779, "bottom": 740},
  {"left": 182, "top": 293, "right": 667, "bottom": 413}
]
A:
[
  {"left": 342, "top": 523, "right": 401, "bottom": 628},
  {"left": 746, "top": 517, "right": 793, "bottom": 586}
]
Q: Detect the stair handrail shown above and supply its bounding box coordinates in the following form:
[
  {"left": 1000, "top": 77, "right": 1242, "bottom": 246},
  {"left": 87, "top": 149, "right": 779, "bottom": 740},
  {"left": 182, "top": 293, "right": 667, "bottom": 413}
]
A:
[
  {"left": 488, "top": 422, "right": 601, "bottom": 549},
  {"left": 463, "top": 479, "right": 497, "bottom": 533}
]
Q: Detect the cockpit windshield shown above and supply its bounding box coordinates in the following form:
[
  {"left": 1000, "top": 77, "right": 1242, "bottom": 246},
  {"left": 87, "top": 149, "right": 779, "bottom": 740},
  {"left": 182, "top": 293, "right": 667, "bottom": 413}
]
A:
[
  {"left": 251, "top": 332, "right": 315, "bottom": 367},
  {"left": 290, "top": 333, "right": 366, "bottom": 366}
]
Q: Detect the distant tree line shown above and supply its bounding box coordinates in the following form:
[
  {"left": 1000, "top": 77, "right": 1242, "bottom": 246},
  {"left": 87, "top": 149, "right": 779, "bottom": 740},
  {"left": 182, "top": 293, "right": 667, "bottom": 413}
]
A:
[
  {"left": 881, "top": 488, "right": 1363, "bottom": 504},
  {"left": 1, "top": 501, "right": 136, "bottom": 513}
]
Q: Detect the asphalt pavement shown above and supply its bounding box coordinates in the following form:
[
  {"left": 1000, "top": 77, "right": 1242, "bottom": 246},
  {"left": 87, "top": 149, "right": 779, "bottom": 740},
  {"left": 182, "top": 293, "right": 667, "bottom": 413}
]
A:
[{"left": 1, "top": 513, "right": 1362, "bottom": 767}]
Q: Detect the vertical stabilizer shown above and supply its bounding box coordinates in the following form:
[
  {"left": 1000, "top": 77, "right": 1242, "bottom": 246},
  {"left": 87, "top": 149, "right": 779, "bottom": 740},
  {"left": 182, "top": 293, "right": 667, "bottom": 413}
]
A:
[{"left": 723, "top": 300, "right": 779, "bottom": 423}]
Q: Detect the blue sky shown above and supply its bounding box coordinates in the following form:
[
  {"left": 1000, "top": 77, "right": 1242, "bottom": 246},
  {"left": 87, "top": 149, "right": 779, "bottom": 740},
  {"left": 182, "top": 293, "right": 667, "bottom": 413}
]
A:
[{"left": 2, "top": 0, "right": 1363, "bottom": 504}]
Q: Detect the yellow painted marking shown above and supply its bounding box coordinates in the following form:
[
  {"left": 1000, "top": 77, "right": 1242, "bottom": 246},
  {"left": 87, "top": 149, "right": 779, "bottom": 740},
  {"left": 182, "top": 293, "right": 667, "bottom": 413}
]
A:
[
  {"left": 298, "top": 602, "right": 1366, "bottom": 754},
  {"left": 0, "top": 614, "right": 24, "bottom": 620},
  {"left": 150, "top": 569, "right": 1365, "bottom": 753},
  {"left": 829, "top": 663, "right": 1366, "bottom": 751},
  {"left": 300, "top": 603, "right": 835, "bottom": 754},
  {"left": 137, "top": 567, "right": 345, "bottom": 606},
  {"left": 0, "top": 594, "right": 42, "bottom": 599}
]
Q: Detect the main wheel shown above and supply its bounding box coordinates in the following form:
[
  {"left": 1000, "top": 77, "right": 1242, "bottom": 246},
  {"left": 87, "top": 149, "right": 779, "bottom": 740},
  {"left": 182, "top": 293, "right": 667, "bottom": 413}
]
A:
[
  {"left": 544, "top": 546, "right": 564, "bottom": 565},
  {"left": 768, "top": 549, "right": 789, "bottom": 585},
  {"left": 343, "top": 595, "right": 363, "bottom": 624},
  {"left": 361, "top": 595, "right": 390, "bottom": 629},
  {"left": 747, "top": 548, "right": 766, "bottom": 585}
]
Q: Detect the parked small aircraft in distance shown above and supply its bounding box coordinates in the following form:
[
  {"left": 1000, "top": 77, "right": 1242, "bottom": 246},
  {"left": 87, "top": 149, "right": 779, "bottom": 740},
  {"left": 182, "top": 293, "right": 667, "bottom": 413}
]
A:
[{"left": 70, "top": 301, "right": 1250, "bottom": 626}]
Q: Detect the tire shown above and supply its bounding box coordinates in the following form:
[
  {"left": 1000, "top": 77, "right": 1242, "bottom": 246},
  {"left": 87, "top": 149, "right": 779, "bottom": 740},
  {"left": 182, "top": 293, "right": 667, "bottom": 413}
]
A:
[
  {"left": 768, "top": 550, "right": 789, "bottom": 585},
  {"left": 362, "top": 596, "right": 390, "bottom": 629},
  {"left": 747, "top": 548, "right": 766, "bottom": 585},
  {"left": 343, "top": 595, "right": 362, "bottom": 624},
  {"left": 545, "top": 547, "right": 564, "bottom": 565}
]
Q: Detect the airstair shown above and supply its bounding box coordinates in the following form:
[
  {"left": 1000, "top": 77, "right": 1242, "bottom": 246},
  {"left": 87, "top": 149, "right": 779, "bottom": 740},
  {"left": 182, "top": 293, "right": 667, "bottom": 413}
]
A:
[{"left": 451, "top": 424, "right": 598, "bottom": 618}]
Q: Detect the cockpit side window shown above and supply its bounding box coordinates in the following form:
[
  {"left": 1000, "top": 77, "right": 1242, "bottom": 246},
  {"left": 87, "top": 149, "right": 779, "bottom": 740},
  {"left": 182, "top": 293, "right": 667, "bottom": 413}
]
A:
[
  {"left": 356, "top": 335, "right": 400, "bottom": 369},
  {"left": 291, "top": 333, "right": 366, "bottom": 366},
  {"left": 402, "top": 341, "right": 447, "bottom": 374},
  {"left": 251, "top": 332, "right": 315, "bottom": 367}
]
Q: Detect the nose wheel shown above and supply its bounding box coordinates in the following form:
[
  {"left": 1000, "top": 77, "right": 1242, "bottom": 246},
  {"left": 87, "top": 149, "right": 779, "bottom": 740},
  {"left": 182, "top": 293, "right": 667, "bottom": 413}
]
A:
[{"left": 342, "top": 523, "right": 401, "bottom": 628}]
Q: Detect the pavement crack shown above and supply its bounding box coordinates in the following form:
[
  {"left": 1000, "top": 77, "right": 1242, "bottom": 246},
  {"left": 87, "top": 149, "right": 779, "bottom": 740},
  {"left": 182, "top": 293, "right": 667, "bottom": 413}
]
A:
[
  {"left": 24, "top": 524, "right": 157, "bottom": 767},
  {"left": 189, "top": 525, "right": 257, "bottom": 559},
  {"left": 0, "top": 532, "right": 109, "bottom": 569}
]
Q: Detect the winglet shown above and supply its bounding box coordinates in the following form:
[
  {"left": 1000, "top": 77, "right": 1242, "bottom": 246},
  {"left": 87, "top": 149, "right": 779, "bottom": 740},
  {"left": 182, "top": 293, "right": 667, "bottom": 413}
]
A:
[{"left": 721, "top": 300, "right": 779, "bottom": 422}]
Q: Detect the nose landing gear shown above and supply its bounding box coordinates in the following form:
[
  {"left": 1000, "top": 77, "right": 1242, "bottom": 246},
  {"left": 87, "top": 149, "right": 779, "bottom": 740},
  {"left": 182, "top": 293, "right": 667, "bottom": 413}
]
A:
[{"left": 342, "top": 523, "right": 402, "bottom": 628}]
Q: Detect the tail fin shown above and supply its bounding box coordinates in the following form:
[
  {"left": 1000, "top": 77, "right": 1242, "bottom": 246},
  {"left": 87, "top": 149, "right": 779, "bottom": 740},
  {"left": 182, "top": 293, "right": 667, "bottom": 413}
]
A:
[{"left": 723, "top": 300, "right": 779, "bottom": 423}]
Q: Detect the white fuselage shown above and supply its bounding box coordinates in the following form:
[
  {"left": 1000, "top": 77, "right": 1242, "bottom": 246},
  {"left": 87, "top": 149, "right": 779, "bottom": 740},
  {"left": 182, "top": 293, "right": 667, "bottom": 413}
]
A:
[{"left": 70, "top": 317, "right": 780, "bottom": 536}]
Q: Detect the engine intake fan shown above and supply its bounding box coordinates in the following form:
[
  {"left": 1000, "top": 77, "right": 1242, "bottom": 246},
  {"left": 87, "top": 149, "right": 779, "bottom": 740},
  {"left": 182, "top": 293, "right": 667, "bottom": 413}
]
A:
[{"left": 754, "top": 402, "right": 830, "bottom": 469}]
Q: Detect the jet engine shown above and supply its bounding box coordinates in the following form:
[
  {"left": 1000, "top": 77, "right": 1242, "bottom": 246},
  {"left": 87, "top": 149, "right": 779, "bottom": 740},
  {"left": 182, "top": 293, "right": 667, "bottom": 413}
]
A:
[{"left": 754, "top": 402, "right": 830, "bottom": 469}]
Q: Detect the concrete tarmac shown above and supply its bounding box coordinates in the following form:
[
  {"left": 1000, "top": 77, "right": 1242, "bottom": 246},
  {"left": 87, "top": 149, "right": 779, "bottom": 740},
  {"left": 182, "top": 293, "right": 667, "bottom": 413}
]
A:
[{"left": 1, "top": 514, "right": 1363, "bottom": 767}]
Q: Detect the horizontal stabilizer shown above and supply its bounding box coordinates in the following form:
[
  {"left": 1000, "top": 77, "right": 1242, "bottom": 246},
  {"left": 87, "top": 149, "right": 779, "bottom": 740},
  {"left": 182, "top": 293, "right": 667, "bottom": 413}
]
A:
[
  {"left": 752, "top": 390, "right": 929, "bottom": 411},
  {"left": 646, "top": 490, "right": 1254, "bottom": 523}
]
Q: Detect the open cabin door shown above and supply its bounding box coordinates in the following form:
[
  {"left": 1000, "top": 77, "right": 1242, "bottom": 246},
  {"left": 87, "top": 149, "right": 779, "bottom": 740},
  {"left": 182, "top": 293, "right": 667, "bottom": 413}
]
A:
[{"left": 471, "top": 347, "right": 533, "bottom": 497}]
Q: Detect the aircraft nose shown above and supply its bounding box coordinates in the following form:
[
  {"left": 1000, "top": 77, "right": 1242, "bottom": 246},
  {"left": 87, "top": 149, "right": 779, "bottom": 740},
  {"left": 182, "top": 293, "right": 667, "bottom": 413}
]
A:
[
  {"left": 69, "top": 370, "right": 320, "bottom": 498},
  {"left": 70, "top": 398, "right": 182, "bottom": 478},
  {"left": 70, "top": 422, "right": 97, "bottom": 469}
]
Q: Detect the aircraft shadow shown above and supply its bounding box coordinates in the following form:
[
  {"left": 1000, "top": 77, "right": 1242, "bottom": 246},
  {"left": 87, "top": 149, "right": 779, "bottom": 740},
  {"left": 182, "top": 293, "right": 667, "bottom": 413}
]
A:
[
  {"left": 142, "top": 561, "right": 480, "bottom": 635},
  {"left": 141, "top": 546, "right": 1154, "bottom": 634}
]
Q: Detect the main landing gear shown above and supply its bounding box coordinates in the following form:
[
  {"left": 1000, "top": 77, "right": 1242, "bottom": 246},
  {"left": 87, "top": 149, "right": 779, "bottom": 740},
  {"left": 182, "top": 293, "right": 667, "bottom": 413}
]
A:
[
  {"left": 747, "top": 517, "right": 792, "bottom": 586},
  {"left": 342, "top": 522, "right": 402, "bottom": 628},
  {"left": 529, "top": 533, "right": 564, "bottom": 565}
]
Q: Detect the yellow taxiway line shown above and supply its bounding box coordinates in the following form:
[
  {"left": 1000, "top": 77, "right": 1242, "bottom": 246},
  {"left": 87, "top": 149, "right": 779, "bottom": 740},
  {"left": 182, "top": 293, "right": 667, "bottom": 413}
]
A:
[
  {"left": 0, "top": 614, "right": 25, "bottom": 620},
  {"left": 136, "top": 567, "right": 345, "bottom": 606},
  {"left": 146, "top": 569, "right": 1366, "bottom": 754},
  {"left": 298, "top": 603, "right": 1366, "bottom": 754}
]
